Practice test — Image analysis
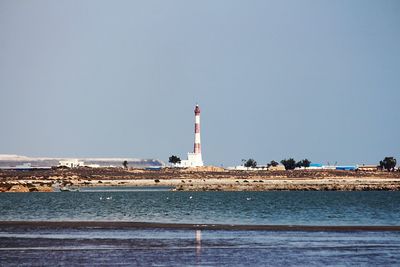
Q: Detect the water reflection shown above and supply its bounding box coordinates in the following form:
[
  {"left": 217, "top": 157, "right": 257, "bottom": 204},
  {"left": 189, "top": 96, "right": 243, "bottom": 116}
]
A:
[
  {"left": 195, "top": 230, "right": 202, "bottom": 265},
  {"left": 195, "top": 230, "right": 201, "bottom": 255},
  {"left": 1, "top": 227, "right": 400, "bottom": 266}
]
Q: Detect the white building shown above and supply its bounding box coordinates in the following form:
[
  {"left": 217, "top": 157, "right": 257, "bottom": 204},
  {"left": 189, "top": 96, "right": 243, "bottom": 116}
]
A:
[
  {"left": 179, "top": 152, "right": 204, "bottom": 168},
  {"left": 58, "top": 159, "right": 85, "bottom": 168}
]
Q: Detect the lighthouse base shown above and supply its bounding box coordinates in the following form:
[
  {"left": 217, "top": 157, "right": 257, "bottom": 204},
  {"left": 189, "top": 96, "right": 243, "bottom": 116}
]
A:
[{"left": 178, "top": 153, "right": 203, "bottom": 167}]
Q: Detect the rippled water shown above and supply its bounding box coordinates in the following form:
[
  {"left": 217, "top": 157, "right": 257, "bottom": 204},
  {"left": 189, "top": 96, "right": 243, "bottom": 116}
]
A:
[
  {"left": 0, "top": 189, "right": 399, "bottom": 225},
  {"left": 1, "top": 189, "right": 400, "bottom": 265},
  {"left": 0, "top": 227, "right": 399, "bottom": 266}
]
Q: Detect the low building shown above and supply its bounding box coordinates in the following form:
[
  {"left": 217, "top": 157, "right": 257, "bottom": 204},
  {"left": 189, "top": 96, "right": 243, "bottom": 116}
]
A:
[
  {"left": 58, "top": 159, "right": 84, "bottom": 168},
  {"left": 226, "top": 166, "right": 256, "bottom": 171},
  {"left": 357, "top": 165, "right": 378, "bottom": 171},
  {"left": 84, "top": 164, "right": 101, "bottom": 168},
  {"left": 226, "top": 165, "right": 286, "bottom": 171},
  {"left": 306, "top": 163, "right": 323, "bottom": 169},
  {"left": 15, "top": 163, "right": 33, "bottom": 170},
  {"left": 178, "top": 152, "right": 203, "bottom": 168},
  {"left": 0, "top": 163, "right": 51, "bottom": 170},
  {"left": 322, "top": 166, "right": 337, "bottom": 170},
  {"left": 335, "top": 166, "right": 357, "bottom": 171}
]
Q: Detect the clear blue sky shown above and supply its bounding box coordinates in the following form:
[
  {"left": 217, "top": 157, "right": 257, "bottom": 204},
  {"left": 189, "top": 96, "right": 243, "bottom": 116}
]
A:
[{"left": 0, "top": 0, "right": 399, "bottom": 166}]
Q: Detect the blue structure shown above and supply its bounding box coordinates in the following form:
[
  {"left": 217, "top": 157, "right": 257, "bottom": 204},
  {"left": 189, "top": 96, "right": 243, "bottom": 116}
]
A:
[
  {"left": 336, "top": 166, "right": 357, "bottom": 171},
  {"left": 310, "top": 163, "right": 323, "bottom": 168}
]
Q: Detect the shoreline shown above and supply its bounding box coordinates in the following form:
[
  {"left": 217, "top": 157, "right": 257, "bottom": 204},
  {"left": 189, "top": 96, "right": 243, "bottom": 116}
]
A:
[
  {"left": 1, "top": 167, "right": 400, "bottom": 192},
  {"left": 1, "top": 221, "right": 400, "bottom": 231}
]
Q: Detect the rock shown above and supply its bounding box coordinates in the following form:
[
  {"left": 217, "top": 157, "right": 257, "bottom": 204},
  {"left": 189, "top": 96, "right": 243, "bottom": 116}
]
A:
[
  {"left": 34, "top": 185, "right": 53, "bottom": 192},
  {"left": 7, "top": 185, "right": 30, "bottom": 192}
]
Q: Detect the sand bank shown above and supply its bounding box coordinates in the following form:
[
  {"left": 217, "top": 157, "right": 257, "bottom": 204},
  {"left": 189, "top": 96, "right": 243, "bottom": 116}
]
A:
[
  {"left": 0, "top": 221, "right": 399, "bottom": 231},
  {"left": 1, "top": 167, "right": 400, "bottom": 192}
]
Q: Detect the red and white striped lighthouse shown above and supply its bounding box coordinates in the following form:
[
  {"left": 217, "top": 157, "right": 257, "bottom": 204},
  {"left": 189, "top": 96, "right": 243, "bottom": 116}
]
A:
[
  {"left": 194, "top": 104, "right": 201, "bottom": 154},
  {"left": 178, "top": 104, "right": 204, "bottom": 167}
]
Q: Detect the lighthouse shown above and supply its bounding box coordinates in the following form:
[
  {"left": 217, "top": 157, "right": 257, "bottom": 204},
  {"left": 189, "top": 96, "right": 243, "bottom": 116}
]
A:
[
  {"left": 179, "top": 104, "right": 204, "bottom": 167},
  {"left": 194, "top": 104, "right": 201, "bottom": 155}
]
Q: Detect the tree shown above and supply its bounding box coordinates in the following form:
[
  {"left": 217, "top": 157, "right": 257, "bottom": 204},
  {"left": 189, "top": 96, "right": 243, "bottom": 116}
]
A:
[
  {"left": 296, "top": 159, "right": 311, "bottom": 169},
  {"left": 122, "top": 160, "right": 128, "bottom": 169},
  {"left": 244, "top": 158, "right": 257, "bottom": 168},
  {"left": 267, "top": 160, "right": 279, "bottom": 168},
  {"left": 281, "top": 158, "right": 296, "bottom": 170},
  {"left": 169, "top": 155, "right": 181, "bottom": 165},
  {"left": 379, "top": 157, "right": 397, "bottom": 172}
]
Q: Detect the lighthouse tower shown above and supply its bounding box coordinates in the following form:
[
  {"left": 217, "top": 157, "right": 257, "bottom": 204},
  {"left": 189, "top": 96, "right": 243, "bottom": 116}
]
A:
[
  {"left": 193, "top": 104, "right": 201, "bottom": 155},
  {"left": 179, "top": 104, "right": 204, "bottom": 167}
]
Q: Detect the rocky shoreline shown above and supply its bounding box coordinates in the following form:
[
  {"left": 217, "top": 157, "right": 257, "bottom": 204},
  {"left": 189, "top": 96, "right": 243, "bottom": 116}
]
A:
[{"left": 1, "top": 167, "right": 400, "bottom": 192}]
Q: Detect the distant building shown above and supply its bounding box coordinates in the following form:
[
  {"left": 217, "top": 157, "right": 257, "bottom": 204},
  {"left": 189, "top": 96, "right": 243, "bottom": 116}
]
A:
[
  {"left": 0, "top": 155, "right": 164, "bottom": 169},
  {"left": 322, "top": 165, "right": 337, "bottom": 170},
  {"left": 0, "top": 163, "right": 51, "bottom": 170},
  {"left": 335, "top": 166, "right": 357, "bottom": 171},
  {"left": 58, "top": 159, "right": 84, "bottom": 168},
  {"left": 84, "top": 164, "right": 100, "bottom": 168},
  {"left": 357, "top": 165, "right": 378, "bottom": 171},
  {"left": 15, "top": 163, "right": 32, "bottom": 170},
  {"left": 227, "top": 166, "right": 255, "bottom": 171},
  {"left": 226, "top": 165, "right": 285, "bottom": 171},
  {"left": 307, "top": 163, "right": 323, "bottom": 169},
  {"left": 310, "top": 163, "right": 323, "bottom": 167}
]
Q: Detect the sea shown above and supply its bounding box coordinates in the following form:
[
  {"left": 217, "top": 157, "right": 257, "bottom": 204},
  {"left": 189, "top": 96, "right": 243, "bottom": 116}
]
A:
[{"left": 1, "top": 188, "right": 400, "bottom": 266}]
